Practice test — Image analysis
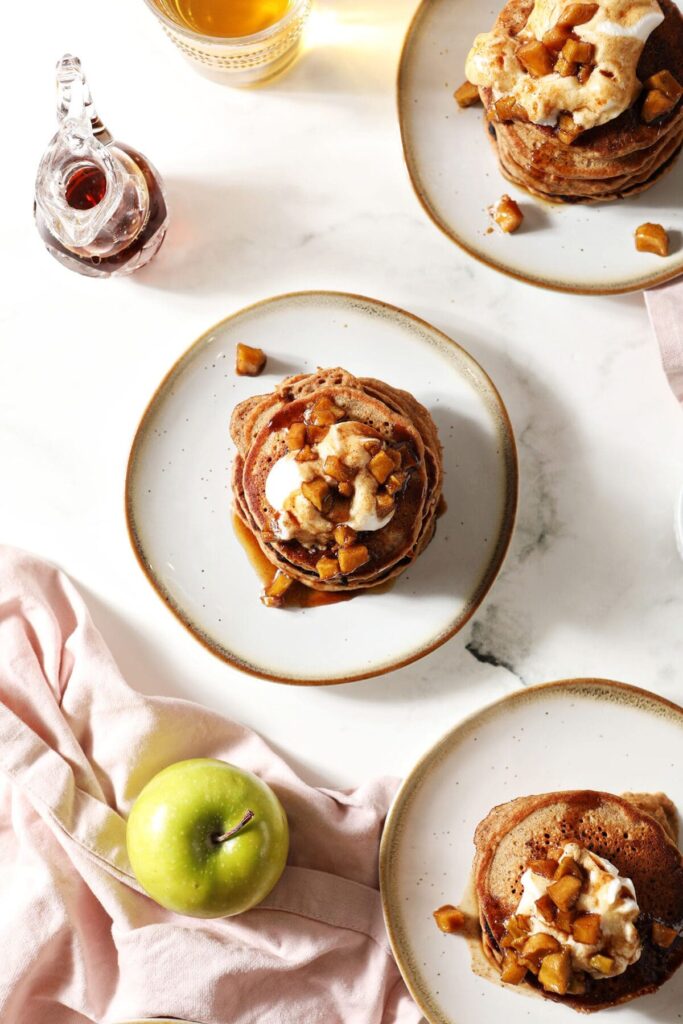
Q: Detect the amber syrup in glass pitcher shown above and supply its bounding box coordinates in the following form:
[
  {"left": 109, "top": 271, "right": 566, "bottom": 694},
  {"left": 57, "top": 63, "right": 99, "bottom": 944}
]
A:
[{"left": 34, "top": 55, "right": 168, "bottom": 278}]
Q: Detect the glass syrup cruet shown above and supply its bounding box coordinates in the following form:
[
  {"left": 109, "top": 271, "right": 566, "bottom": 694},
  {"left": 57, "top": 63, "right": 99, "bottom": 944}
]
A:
[{"left": 34, "top": 55, "right": 168, "bottom": 277}]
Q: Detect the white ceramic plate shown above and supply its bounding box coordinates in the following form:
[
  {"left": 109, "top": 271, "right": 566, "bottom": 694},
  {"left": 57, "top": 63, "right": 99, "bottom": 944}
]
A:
[
  {"left": 126, "top": 291, "right": 517, "bottom": 685},
  {"left": 380, "top": 679, "right": 683, "bottom": 1023},
  {"left": 398, "top": 0, "right": 683, "bottom": 294}
]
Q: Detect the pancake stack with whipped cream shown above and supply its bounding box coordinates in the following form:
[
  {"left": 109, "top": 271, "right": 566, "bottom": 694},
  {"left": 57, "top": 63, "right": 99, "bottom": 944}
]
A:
[
  {"left": 473, "top": 790, "right": 683, "bottom": 1010},
  {"left": 230, "top": 367, "right": 443, "bottom": 601},
  {"left": 465, "top": 0, "right": 683, "bottom": 202}
]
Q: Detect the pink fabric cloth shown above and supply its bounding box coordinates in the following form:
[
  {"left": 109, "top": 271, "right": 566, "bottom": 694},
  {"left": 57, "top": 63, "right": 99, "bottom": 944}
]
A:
[
  {"left": 0, "top": 547, "right": 420, "bottom": 1024},
  {"left": 645, "top": 278, "right": 683, "bottom": 403}
]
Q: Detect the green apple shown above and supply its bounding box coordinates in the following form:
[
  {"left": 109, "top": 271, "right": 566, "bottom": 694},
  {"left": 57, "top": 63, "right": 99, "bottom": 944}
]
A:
[{"left": 126, "top": 758, "right": 289, "bottom": 918}]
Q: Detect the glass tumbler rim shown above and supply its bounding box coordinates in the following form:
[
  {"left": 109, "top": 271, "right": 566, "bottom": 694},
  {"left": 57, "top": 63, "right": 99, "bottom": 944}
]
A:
[{"left": 142, "top": 0, "right": 310, "bottom": 47}]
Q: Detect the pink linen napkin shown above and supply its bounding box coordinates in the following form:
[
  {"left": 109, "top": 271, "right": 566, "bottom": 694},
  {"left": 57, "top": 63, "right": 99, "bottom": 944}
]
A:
[
  {"left": 645, "top": 278, "right": 683, "bottom": 403},
  {"left": 0, "top": 546, "right": 421, "bottom": 1024}
]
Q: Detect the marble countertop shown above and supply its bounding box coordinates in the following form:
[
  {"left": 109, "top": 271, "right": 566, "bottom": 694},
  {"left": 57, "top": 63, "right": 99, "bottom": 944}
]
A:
[{"left": 3, "top": 0, "right": 683, "bottom": 790}]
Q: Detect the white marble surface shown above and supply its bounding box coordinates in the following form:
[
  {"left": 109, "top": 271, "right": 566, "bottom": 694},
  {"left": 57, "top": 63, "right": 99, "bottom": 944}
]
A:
[{"left": 2, "top": 0, "right": 683, "bottom": 791}]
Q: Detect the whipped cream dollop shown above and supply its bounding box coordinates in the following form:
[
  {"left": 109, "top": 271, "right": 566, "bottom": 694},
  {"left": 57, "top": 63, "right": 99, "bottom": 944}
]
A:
[
  {"left": 513, "top": 842, "right": 641, "bottom": 978},
  {"left": 466, "top": 0, "right": 664, "bottom": 130},
  {"left": 265, "top": 421, "right": 395, "bottom": 545}
]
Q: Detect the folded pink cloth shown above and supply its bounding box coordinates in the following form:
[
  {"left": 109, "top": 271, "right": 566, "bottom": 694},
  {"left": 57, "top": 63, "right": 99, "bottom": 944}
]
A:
[
  {"left": 0, "top": 547, "right": 420, "bottom": 1024},
  {"left": 645, "top": 277, "right": 683, "bottom": 403}
]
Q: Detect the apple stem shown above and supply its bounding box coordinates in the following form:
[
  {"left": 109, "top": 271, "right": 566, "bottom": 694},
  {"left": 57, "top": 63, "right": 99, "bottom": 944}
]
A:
[{"left": 213, "top": 809, "right": 255, "bottom": 844}]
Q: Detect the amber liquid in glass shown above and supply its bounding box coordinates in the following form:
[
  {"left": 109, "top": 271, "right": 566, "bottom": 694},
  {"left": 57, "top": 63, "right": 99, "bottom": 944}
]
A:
[{"left": 169, "top": 0, "right": 291, "bottom": 37}]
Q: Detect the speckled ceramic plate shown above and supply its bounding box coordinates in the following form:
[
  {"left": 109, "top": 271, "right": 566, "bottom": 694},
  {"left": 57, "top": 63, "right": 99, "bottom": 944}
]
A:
[
  {"left": 398, "top": 0, "right": 683, "bottom": 294},
  {"left": 126, "top": 291, "right": 517, "bottom": 685},
  {"left": 380, "top": 678, "right": 683, "bottom": 1023}
]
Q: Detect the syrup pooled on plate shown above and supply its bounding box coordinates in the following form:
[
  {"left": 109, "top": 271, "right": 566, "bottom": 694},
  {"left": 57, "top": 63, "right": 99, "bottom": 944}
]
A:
[
  {"left": 166, "top": 0, "right": 291, "bottom": 37},
  {"left": 233, "top": 515, "right": 355, "bottom": 608}
]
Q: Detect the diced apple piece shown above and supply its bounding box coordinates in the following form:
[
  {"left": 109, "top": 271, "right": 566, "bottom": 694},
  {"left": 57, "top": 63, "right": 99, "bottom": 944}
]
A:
[
  {"left": 561, "top": 38, "right": 594, "bottom": 65},
  {"left": 338, "top": 544, "right": 370, "bottom": 574},
  {"left": 555, "top": 909, "right": 574, "bottom": 934},
  {"left": 287, "top": 422, "right": 307, "bottom": 450},
  {"left": 327, "top": 496, "right": 353, "bottom": 524},
  {"left": 555, "top": 856, "right": 584, "bottom": 881},
  {"left": 295, "top": 444, "right": 316, "bottom": 462},
  {"left": 261, "top": 571, "right": 294, "bottom": 608},
  {"left": 577, "top": 63, "right": 593, "bottom": 84},
  {"left": 315, "top": 556, "right": 339, "bottom": 580},
  {"left": 334, "top": 525, "right": 357, "bottom": 548},
  {"left": 542, "top": 25, "right": 572, "bottom": 51},
  {"left": 324, "top": 455, "right": 352, "bottom": 483},
  {"left": 369, "top": 450, "right": 395, "bottom": 484},
  {"left": 548, "top": 875, "right": 582, "bottom": 911},
  {"left": 338, "top": 481, "right": 354, "bottom": 497},
  {"left": 635, "top": 222, "right": 669, "bottom": 257},
  {"left": 307, "top": 424, "right": 329, "bottom": 444},
  {"left": 555, "top": 54, "right": 578, "bottom": 77},
  {"left": 517, "top": 39, "right": 555, "bottom": 77},
  {"left": 538, "top": 949, "right": 572, "bottom": 995},
  {"left": 572, "top": 913, "right": 601, "bottom": 945},
  {"left": 652, "top": 922, "right": 678, "bottom": 948},
  {"left": 492, "top": 194, "right": 524, "bottom": 234},
  {"left": 558, "top": 112, "right": 583, "bottom": 144},
  {"left": 309, "top": 397, "right": 345, "bottom": 426},
  {"left": 558, "top": 3, "right": 598, "bottom": 26},
  {"left": 494, "top": 95, "right": 530, "bottom": 122},
  {"left": 644, "top": 70, "right": 683, "bottom": 101},
  {"left": 521, "top": 933, "right": 562, "bottom": 963},
  {"left": 363, "top": 439, "right": 382, "bottom": 457},
  {"left": 433, "top": 904, "right": 466, "bottom": 933},
  {"left": 535, "top": 894, "right": 557, "bottom": 924},
  {"left": 302, "top": 478, "right": 331, "bottom": 512},
  {"left": 454, "top": 81, "right": 481, "bottom": 108},
  {"left": 527, "top": 859, "right": 560, "bottom": 879},
  {"left": 376, "top": 492, "right": 395, "bottom": 518},
  {"left": 500, "top": 950, "right": 528, "bottom": 984},
  {"left": 641, "top": 88, "right": 676, "bottom": 123},
  {"left": 235, "top": 343, "right": 267, "bottom": 377},
  {"left": 589, "top": 954, "right": 615, "bottom": 974}
]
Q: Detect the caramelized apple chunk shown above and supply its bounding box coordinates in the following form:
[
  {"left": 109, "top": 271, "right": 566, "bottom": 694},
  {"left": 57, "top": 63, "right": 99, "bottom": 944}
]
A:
[
  {"left": 527, "top": 859, "right": 560, "bottom": 879},
  {"left": 539, "top": 949, "right": 572, "bottom": 995},
  {"left": 369, "top": 450, "right": 396, "bottom": 484},
  {"left": 558, "top": 3, "right": 598, "bottom": 26},
  {"left": 652, "top": 922, "right": 678, "bottom": 948},
  {"left": 324, "top": 455, "right": 352, "bottom": 483},
  {"left": 235, "top": 343, "right": 267, "bottom": 377},
  {"left": 535, "top": 894, "right": 557, "bottom": 924},
  {"left": 315, "top": 556, "right": 339, "bottom": 581},
  {"left": 385, "top": 472, "right": 406, "bottom": 496},
  {"left": 589, "top": 954, "right": 615, "bottom": 974},
  {"left": 542, "top": 25, "right": 572, "bottom": 51},
  {"left": 338, "top": 544, "right": 370, "bottom": 574},
  {"left": 287, "top": 422, "right": 307, "bottom": 450},
  {"left": 517, "top": 39, "right": 555, "bottom": 77},
  {"left": 376, "top": 492, "right": 395, "bottom": 518},
  {"left": 555, "top": 909, "right": 575, "bottom": 934},
  {"left": 572, "top": 913, "right": 601, "bottom": 945},
  {"left": 521, "top": 933, "right": 562, "bottom": 963},
  {"left": 494, "top": 95, "right": 530, "bottom": 122},
  {"left": 295, "top": 444, "right": 317, "bottom": 463},
  {"left": 577, "top": 63, "right": 593, "bottom": 84},
  {"left": 557, "top": 112, "right": 584, "bottom": 144},
  {"left": 334, "top": 524, "right": 357, "bottom": 548},
  {"left": 433, "top": 904, "right": 466, "bottom": 933},
  {"left": 635, "top": 222, "right": 669, "bottom": 257},
  {"left": 555, "top": 856, "right": 584, "bottom": 881},
  {"left": 492, "top": 195, "right": 524, "bottom": 234},
  {"left": 302, "top": 478, "right": 331, "bottom": 512},
  {"left": 500, "top": 950, "right": 528, "bottom": 984},
  {"left": 261, "top": 571, "right": 294, "bottom": 608},
  {"left": 555, "top": 54, "right": 578, "bottom": 77},
  {"left": 548, "top": 874, "right": 582, "bottom": 911},
  {"left": 642, "top": 88, "right": 677, "bottom": 123},
  {"left": 338, "top": 481, "right": 354, "bottom": 497},
  {"left": 561, "top": 38, "right": 594, "bottom": 65},
  {"left": 645, "top": 70, "right": 683, "bottom": 101},
  {"left": 307, "top": 424, "right": 329, "bottom": 444},
  {"left": 310, "top": 397, "right": 345, "bottom": 426},
  {"left": 454, "top": 81, "right": 481, "bottom": 108}
]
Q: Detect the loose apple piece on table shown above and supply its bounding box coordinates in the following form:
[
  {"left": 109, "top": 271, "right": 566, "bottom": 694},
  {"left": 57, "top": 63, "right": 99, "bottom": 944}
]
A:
[
  {"left": 235, "top": 343, "right": 267, "bottom": 377},
  {"left": 433, "top": 904, "right": 466, "bottom": 933},
  {"left": 126, "top": 759, "right": 289, "bottom": 918}
]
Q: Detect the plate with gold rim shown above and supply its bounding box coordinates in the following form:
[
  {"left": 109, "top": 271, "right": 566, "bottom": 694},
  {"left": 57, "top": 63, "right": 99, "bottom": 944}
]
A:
[
  {"left": 126, "top": 290, "right": 517, "bottom": 685},
  {"left": 379, "top": 678, "right": 683, "bottom": 1024},
  {"left": 398, "top": 0, "right": 683, "bottom": 294}
]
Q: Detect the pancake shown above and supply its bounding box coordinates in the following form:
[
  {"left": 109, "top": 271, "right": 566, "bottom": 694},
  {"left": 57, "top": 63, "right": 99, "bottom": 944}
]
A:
[
  {"left": 473, "top": 790, "right": 683, "bottom": 1011},
  {"left": 472, "top": 0, "right": 683, "bottom": 203},
  {"left": 230, "top": 369, "right": 443, "bottom": 599}
]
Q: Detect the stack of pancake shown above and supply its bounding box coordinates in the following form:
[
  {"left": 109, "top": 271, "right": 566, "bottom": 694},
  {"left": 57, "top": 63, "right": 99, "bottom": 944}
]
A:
[
  {"left": 480, "top": 0, "right": 683, "bottom": 203},
  {"left": 230, "top": 367, "right": 443, "bottom": 595},
  {"left": 473, "top": 790, "right": 683, "bottom": 1011}
]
